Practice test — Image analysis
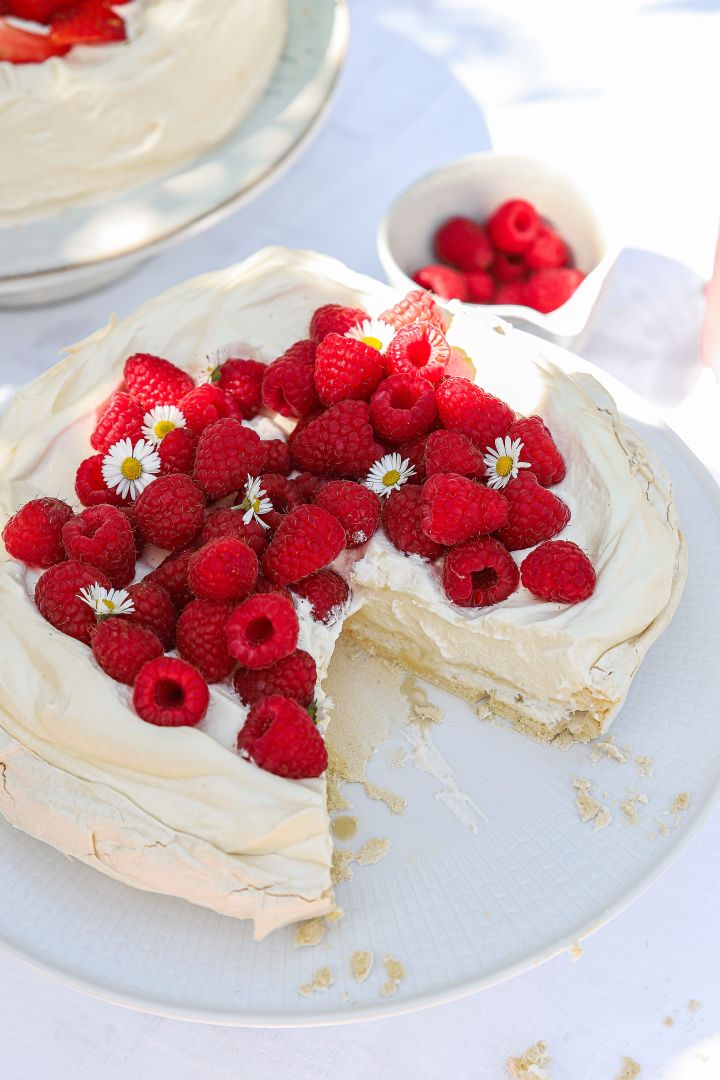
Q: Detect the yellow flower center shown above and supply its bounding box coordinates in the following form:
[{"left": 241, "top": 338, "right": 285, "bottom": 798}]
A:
[
  {"left": 495, "top": 455, "right": 514, "bottom": 477},
  {"left": 121, "top": 456, "right": 143, "bottom": 480},
  {"left": 242, "top": 496, "right": 260, "bottom": 514},
  {"left": 383, "top": 469, "right": 401, "bottom": 487},
  {"left": 361, "top": 335, "right": 383, "bottom": 351},
  {"left": 101, "top": 599, "right": 116, "bottom": 612},
  {"left": 153, "top": 420, "right": 176, "bottom": 439}
]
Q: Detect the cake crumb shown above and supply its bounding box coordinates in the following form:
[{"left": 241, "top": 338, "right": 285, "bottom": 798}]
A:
[
  {"left": 594, "top": 806, "right": 613, "bottom": 831},
  {"left": 671, "top": 792, "right": 690, "bottom": 814},
  {"left": 576, "top": 793, "right": 602, "bottom": 822},
  {"left": 573, "top": 777, "right": 611, "bottom": 829},
  {"left": 324, "top": 906, "right": 344, "bottom": 924},
  {"left": 506, "top": 1040, "right": 552, "bottom": 1079},
  {"left": 326, "top": 770, "right": 351, "bottom": 813},
  {"left": 614, "top": 1057, "right": 641, "bottom": 1080},
  {"left": 620, "top": 800, "right": 638, "bottom": 824},
  {"left": 297, "top": 965, "right": 333, "bottom": 997},
  {"left": 350, "top": 949, "right": 373, "bottom": 983},
  {"left": 635, "top": 755, "right": 653, "bottom": 778},
  {"left": 294, "top": 918, "right": 326, "bottom": 948},
  {"left": 363, "top": 781, "right": 407, "bottom": 815},
  {"left": 590, "top": 736, "right": 626, "bottom": 764},
  {"left": 355, "top": 837, "right": 391, "bottom": 866},
  {"left": 572, "top": 776, "right": 592, "bottom": 792},
  {"left": 331, "top": 815, "right": 359, "bottom": 841},
  {"left": 658, "top": 821, "right": 671, "bottom": 837},
  {"left": 551, "top": 729, "right": 575, "bottom": 750},
  {"left": 689, "top": 999, "right": 701, "bottom": 1013},
  {"left": 379, "top": 953, "right": 406, "bottom": 997},
  {"left": 663, "top": 1015, "right": 674, "bottom": 1027},
  {"left": 569, "top": 941, "right": 583, "bottom": 962},
  {"left": 331, "top": 849, "right": 355, "bottom": 884},
  {"left": 385, "top": 746, "right": 406, "bottom": 769},
  {"left": 380, "top": 979, "right": 398, "bottom": 997}
]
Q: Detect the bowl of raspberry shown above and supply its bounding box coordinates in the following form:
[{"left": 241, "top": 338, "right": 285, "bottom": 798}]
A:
[{"left": 377, "top": 153, "right": 618, "bottom": 344}]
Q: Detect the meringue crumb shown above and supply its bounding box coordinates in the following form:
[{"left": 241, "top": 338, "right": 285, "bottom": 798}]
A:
[
  {"left": 572, "top": 776, "right": 592, "bottom": 792},
  {"left": 663, "top": 1016, "right": 674, "bottom": 1027},
  {"left": 355, "top": 837, "right": 391, "bottom": 866},
  {"left": 294, "top": 918, "right": 326, "bottom": 948},
  {"left": 573, "top": 778, "right": 611, "bottom": 829},
  {"left": 331, "top": 815, "right": 358, "bottom": 841},
  {"left": 594, "top": 806, "right": 613, "bottom": 831},
  {"left": 671, "top": 792, "right": 690, "bottom": 814},
  {"left": 324, "top": 906, "right": 344, "bottom": 924},
  {"left": 614, "top": 1057, "right": 641, "bottom": 1080},
  {"left": 635, "top": 756, "right": 653, "bottom": 778},
  {"left": 380, "top": 979, "right": 398, "bottom": 997},
  {"left": 331, "top": 849, "right": 355, "bottom": 884},
  {"left": 576, "top": 793, "right": 602, "bottom": 823},
  {"left": 350, "top": 950, "right": 373, "bottom": 983},
  {"left": 620, "top": 800, "right": 638, "bottom": 824},
  {"left": 689, "top": 999, "right": 701, "bottom": 1013},
  {"left": 363, "top": 781, "right": 407, "bottom": 815},
  {"left": 506, "top": 1040, "right": 552, "bottom": 1079},
  {"left": 298, "top": 965, "right": 334, "bottom": 996},
  {"left": 590, "top": 736, "right": 626, "bottom": 764},
  {"left": 658, "top": 821, "right": 671, "bottom": 837},
  {"left": 384, "top": 954, "right": 405, "bottom": 982},
  {"left": 569, "top": 941, "right": 583, "bottom": 962}
]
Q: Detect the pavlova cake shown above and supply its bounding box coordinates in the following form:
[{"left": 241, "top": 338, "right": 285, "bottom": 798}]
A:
[
  {"left": 0, "top": 248, "right": 686, "bottom": 936},
  {"left": 0, "top": 0, "right": 287, "bottom": 223}
]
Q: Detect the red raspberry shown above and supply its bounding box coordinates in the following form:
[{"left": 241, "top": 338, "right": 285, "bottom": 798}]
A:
[
  {"left": 262, "top": 438, "right": 291, "bottom": 475},
  {"left": 226, "top": 592, "right": 299, "bottom": 669},
  {"left": 213, "top": 358, "right": 265, "bottom": 419},
  {"left": 259, "top": 473, "right": 301, "bottom": 530},
  {"left": 370, "top": 373, "right": 437, "bottom": 442},
  {"left": 126, "top": 581, "right": 176, "bottom": 648},
  {"left": 176, "top": 598, "right": 236, "bottom": 682},
  {"left": 523, "top": 268, "right": 584, "bottom": 313},
  {"left": 464, "top": 270, "right": 495, "bottom": 304},
  {"left": 386, "top": 321, "right": 451, "bottom": 385},
  {"left": 123, "top": 353, "right": 194, "bottom": 410},
  {"left": 237, "top": 694, "right": 327, "bottom": 779},
  {"left": 293, "top": 472, "right": 330, "bottom": 503},
  {"left": 35, "top": 561, "right": 111, "bottom": 644},
  {"left": 435, "top": 217, "right": 493, "bottom": 271},
  {"left": 290, "top": 400, "right": 382, "bottom": 478},
  {"left": 132, "top": 656, "right": 209, "bottom": 727},
  {"left": 487, "top": 199, "right": 539, "bottom": 254},
  {"left": 413, "top": 264, "right": 468, "bottom": 301},
  {"left": 421, "top": 473, "right": 508, "bottom": 545},
  {"left": 62, "top": 505, "right": 136, "bottom": 588},
  {"left": 158, "top": 426, "right": 197, "bottom": 475},
  {"left": 91, "top": 392, "right": 144, "bottom": 453},
  {"left": 192, "top": 418, "right": 266, "bottom": 500},
  {"left": 2, "top": 497, "right": 73, "bottom": 568},
  {"left": 443, "top": 537, "right": 520, "bottom": 607},
  {"left": 75, "top": 454, "right": 126, "bottom": 508},
  {"left": 178, "top": 384, "right": 231, "bottom": 435},
  {"left": 145, "top": 548, "right": 194, "bottom": 609},
  {"left": 262, "top": 505, "right": 345, "bottom": 585},
  {"left": 382, "top": 486, "right": 443, "bottom": 560},
  {"left": 280, "top": 339, "right": 318, "bottom": 366},
  {"left": 424, "top": 429, "right": 486, "bottom": 479},
  {"left": 520, "top": 540, "right": 596, "bottom": 603},
  {"left": 508, "top": 415, "right": 565, "bottom": 486},
  {"left": 314, "top": 480, "right": 380, "bottom": 548},
  {"left": 495, "top": 283, "right": 526, "bottom": 305},
  {"left": 436, "top": 377, "right": 514, "bottom": 448},
  {"left": 135, "top": 473, "right": 205, "bottom": 549},
  {"left": 91, "top": 618, "right": 163, "bottom": 685},
  {"left": 314, "top": 334, "right": 386, "bottom": 406},
  {"left": 289, "top": 569, "right": 350, "bottom": 623},
  {"left": 188, "top": 537, "right": 258, "bottom": 601},
  {"left": 118, "top": 504, "right": 143, "bottom": 554},
  {"left": 524, "top": 226, "right": 568, "bottom": 270},
  {"left": 491, "top": 252, "right": 528, "bottom": 284},
  {"left": 379, "top": 289, "right": 449, "bottom": 332},
  {"left": 233, "top": 649, "right": 316, "bottom": 708},
  {"left": 309, "top": 304, "right": 367, "bottom": 342},
  {"left": 253, "top": 573, "right": 292, "bottom": 601},
  {"left": 396, "top": 435, "right": 428, "bottom": 482},
  {"left": 262, "top": 348, "right": 319, "bottom": 420},
  {"left": 200, "top": 507, "right": 268, "bottom": 556},
  {"left": 495, "top": 471, "right": 570, "bottom": 551}
]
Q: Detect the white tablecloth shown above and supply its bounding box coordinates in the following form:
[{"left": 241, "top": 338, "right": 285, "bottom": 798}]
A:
[{"left": 1, "top": 2, "right": 719, "bottom": 1077}]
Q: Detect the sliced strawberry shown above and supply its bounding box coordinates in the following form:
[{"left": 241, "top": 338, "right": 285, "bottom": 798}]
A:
[
  {"left": 0, "top": 16, "right": 69, "bottom": 61},
  {"left": 50, "top": 0, "right": 126, "bottom": 46}
]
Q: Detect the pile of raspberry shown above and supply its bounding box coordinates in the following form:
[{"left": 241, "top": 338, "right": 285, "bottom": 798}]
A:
[
  {"left": 2, "top": 287, "right": 596, "bottom": 781},
  {"left": 414, "top": 199, "right": 585, "bottom": 313}
]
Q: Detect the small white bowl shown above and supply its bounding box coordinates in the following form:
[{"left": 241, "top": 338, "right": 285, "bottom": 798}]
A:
[{"left": 377, "top": 153, "right": 618, "bottom": 345}]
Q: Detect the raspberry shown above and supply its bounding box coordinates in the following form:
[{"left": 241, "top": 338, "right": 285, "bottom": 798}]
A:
[
  {"left": 145, "top": 548, "right": 194, "bottom": 609},
  {"left": 424, "top": 429, "right": 486, "bottom": 479},
  {"left": 75, "top": 454, "right": 127, "bottom": 507},
  {"left": 413, "top": 264, "right": 468, "bottom": 301},
  {"left": 62, "top": 505, "right": 136, "bottom": 588},
  {"left": 226, "top": 592, "right": 299, "bottom": 669},
  {"left": 123, "top": 353, "right": 194, "bottom": 411},
  {"left": 214, "top": 358, "right": 265, "bottom": 419},
  {"left": 495, "top": 283, "right": 526, "bottom": 305},
  {"left": 314, "top": 334, "right": 385, "bottom": 406},
  {"left": 293, "top": 472, "right": 330, "bottom": 503},
  {"left": 524, "top": 226, "right": 568, "bottom": 270},
  {"left": 200, "top": 507, "right": 268, "bottom": 556},
  {"left": 396, "top": 435, "right": 428, "bottom": 482},
  {"left": 192, "top": 418, "right": 266, "bottom": 500},
  {"left": 253, "top": 574, "right": 292, "bottom": 601},
  {"left": 464, "top": 270, "right": 495, "bottom": 304},
  {"left": 176, "top": 598, "right": 236, "bottom": 682},
  {"left": 233, "top": 649, "right": 316, "bottom": 708},
  {"left": 262, "top": 505, "right": 345, "bottom": 585},
  {"left": 382, "top": 486, "right": 443, "bottom": 560},
  {"left": 262, "top": 438, "right": 291, "bottom": 475},
  {"left": 132, "top": 656, "right": 209, "bottom": 727},
  {"left": 280, "top": 339, "right": 318, "bottom": 366},
  {"left": 260, "top": 473, "right": 301, "bottom": 530},
  {"left": 314, "top": 480, "right": 380, "bottom": 548},
  {"left": 520, "top": 540, "right": 596, "bottom": 603},
  {"left": 188, "top": 537, "right": 258, "bottom": 601},
  {"left": 421, "top": 473, "right": 508, "bottom": 545},
  {"left": 290, "top": 569, "right": 350, "bottom": 623},
  {"left": 436, "top": 377, "right": 514, "bottom": 448},
  {"left": 434, "top": 216, "right": 493, "bottom": 271},
  {"left": 443, "top": 537, "right": 520, "bottom": 607},
  {"left": 309, "top": 304, "right": 367, "bottom": 342},
  {"left": 523, "top": 268, "right": 584, "bottom": 313},
  {"left": 178, "top": 384, "right": 231, "bottom": 435},
  {"left": 261, "top": 348, "right": 319, "bottom": 420},
  {"left": 237, "top": 695, "right": 327, "bottom": 779},
  {"left": 487, "top": 199, "right": 539, "bottom": 254},
  {"left": 386, "top": 321, "right": 451, "bottom": 385},
  {"left": 135, "top": 473, "right": 205, "bottom": 549},
  {"left": 379, "top": 289, "right": 449, "bottom": 333},
  {"left": 126, "top": 581, "right": 176, "bottom": 648},
  {"left": 35, "top": 561, "right": 111, "bottom": 644},
  {"left": 370, "top": 373, "right": 437, "bottom": 442},
  {"left": 158, "top": 426, "right": 197, "bottom": 475},
  {"left": 91, "top": 392, "right": 144, "bottom": 453},
  {"left": 118, "top": 504, "right": 143, "bottom": 554},
  {"left": 90, "top": 618, "right": 163, "bottom": 685},
  {"left": 508, "top": 415, "right": 565, "bottom": 487},
  {"left": 495, "top": 471, "right": 570, "bottom": 551},
  {"left": 2, "top": 497, "right": 73, "bottom": 568},
  {"left": 491, "top": 252, "right": 528, "bottom": 284},
  {"left": 290, "top": 400, "right": 381, "bottom": 478}
]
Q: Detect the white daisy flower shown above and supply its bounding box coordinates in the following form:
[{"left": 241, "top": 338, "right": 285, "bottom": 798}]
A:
[
  {"left": 345, "top": 317, "right": 396, "bottom": 354},
  {"left": 365, "top": 452, "right": 415, "bottom": 497},
  {"left": 483, "top": 435, "right": 531, "bottom": 490},
  {"left": 142, "top": 405, "right": 187, "bottom": 445},
  {"left": 238, "top": 475, "right": 274, "bottom": 529},
  {"left": 102, "top": 437, "right": 161, "bottom": 501},
  {"left": 78, "top": 584, "right": 135, "bottom": 618},
  {"left": 203, "top": 349, "right": 223, "bottom": 383}
]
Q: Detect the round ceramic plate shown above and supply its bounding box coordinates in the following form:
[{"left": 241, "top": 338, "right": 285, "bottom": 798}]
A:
[
  {"left": 0, "top": 347, "right": 716, "bottom": 1026},
  {"left": 0, "top": 0, "right": 348, "bottom": 306}
]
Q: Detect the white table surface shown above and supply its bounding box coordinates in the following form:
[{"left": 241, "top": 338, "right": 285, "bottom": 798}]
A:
[{"left": 1, "top": 2, "right": 719, "bottom": 1077}]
